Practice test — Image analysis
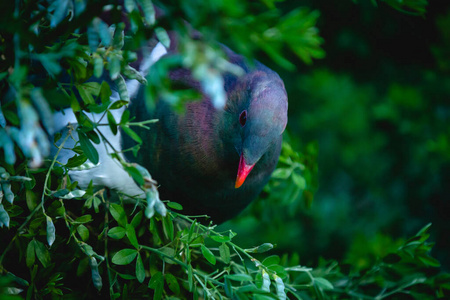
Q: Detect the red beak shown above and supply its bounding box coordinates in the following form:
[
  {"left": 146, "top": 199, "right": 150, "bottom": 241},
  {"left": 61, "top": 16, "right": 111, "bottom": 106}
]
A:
[{"left": 235, "top": 154, "right": 255, "bottom": 189}]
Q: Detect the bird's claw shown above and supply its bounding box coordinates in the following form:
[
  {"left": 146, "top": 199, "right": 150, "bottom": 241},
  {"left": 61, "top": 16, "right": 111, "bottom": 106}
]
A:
[
  {"left": 130, "top": 163, "right": 167, "bottom": 218},
  {"left": 144, "top": 187, "right": 167, "bottom": 219}
]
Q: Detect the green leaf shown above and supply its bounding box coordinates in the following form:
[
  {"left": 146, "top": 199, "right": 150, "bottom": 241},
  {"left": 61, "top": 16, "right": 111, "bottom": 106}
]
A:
[
  {"left": 122, "top": 126, "right": 142, "bottom": 144},
  {"left": 126, "top": 224, "right": 139, "bottom": 249},
  {"left": 224, "top": 277, "right": 233, "bottom": 298},
  {"left": 74, "top": 215, "right": 92, "bottom": 224},
  {"left": 26, "top": 240, "right": 36, "bottom": 268},
  {"left": 418, "top": 255, "right": 441, "bottom": 267},
  {"left": 257, "top": 243, "right": 274, "bottom": 253},
  {"left": 131, "top": 211, "right": 143, "bottom": 228},
  {"left": 53, "top": 189, "right": 69, "bottom": 198},
  {"left": 188, "top": 220, "right": 197, "bottom": 242},
  {"left": 262, "top": 255, "right": 280, "bottom": 267},
  {"left": 85, "top": 130, "right": 100, "bottom": 144},
  {"left": 314, "top": 277, "right": 333, "bottom": 290},
  {"left": 80, "top": 244, "right": 95, "bottom": 257},
  {"left": 166, "top": 202, "right": 183, "bottom": 211},
  {"left": 99, "top": 80, "right": 112, "bottom": 103},
  {"left": 417, "top": 222, "right": 432, "bottom": 237},
  {"left": 159, "top": 247, "right": 176, "bottom": 264},
  {"left": 58, "top": 190, "right": 86, "bottom": 199},
  {"left": 77, "top": 224, "right": 90, "bottom": 241},
  {"left": 78, "top": 131, "right": 99, "bottom": 164},
  {"left": 149, "top": 271, "right": 163, "bottom": 289},
  {"left": 292, "top": 172, "right": 306, "bottom": 189},
  {"left": 227, "top": 274, "right": 253, "bottom": 282},
  {"left": 153, "top": 275, "right": 163, "bottom": 300},
  {"left": 123, "top": 165, "right": 145, "bottom": 186},
  {"left": 77, "top": 83, "right": 95, "bottom": 105},
  {"left": 97, "top": 19, "right": 112, "bottom": 46},
  {"left": 120, "top": 109, "right": 130, "bottom": 124},
  {"left": 210, "top": 235, "right": 231, "bottom": 243},
  {"left": 136, "top": 253, "right": 145, "bottom": 283},
  {"left": 188, "top": 264, "right": 194, "bottom": 291},
  {"left": 108, "top": 226, "right": 126, "bottom": 239},
  {"left": 219, "top": 243, "right": 231, "bottom": 264},
  {"left": 268, "top": 265, "right": 287, "bottom": 278},
  {"left": 271, "top": 168, "right": 291, "bottom": 179},
  {"left": 107, "top": 111, "right": 118, "bottom": 135},
  {"left": 201, "top": 244, "right": 216, "bottom": 265},
  {"left": 109, "top": 203, "right": 127, "bottom": 227},
  {"left": 82, "top": 82, "right": 101, "bottom": 96},
  {"left": 110, "top": 100, "right": 129, "bottom": 110},
  {"left": 236, "top": 284, "right": 262, "bottom": 294},
  {"left": 65, "top": 154, "right": 88, "bottom": 168},
  {"left": 162, "top": 215, "right": 174, "bottom": 241},
  {"left": 165, "top": 273, "right": 180, "bottom": 295},
  {"left": 111, "top": 249, "right": 138, "bottom": 265},
  {"left": 34, "top": 240, "right": 51, "bottom": 268}
]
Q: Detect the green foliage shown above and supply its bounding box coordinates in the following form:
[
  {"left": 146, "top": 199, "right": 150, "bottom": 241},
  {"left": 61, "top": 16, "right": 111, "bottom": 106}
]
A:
[
  {"left": 1, "top": 0, "right": 449, "bottom": 299},
  {"left": 356, "top": 0, "right": 428, "bottom": 16}
]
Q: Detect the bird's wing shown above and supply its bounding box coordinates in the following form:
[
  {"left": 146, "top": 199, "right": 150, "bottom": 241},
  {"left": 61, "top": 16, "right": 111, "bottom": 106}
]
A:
[{"left": 52, "top": 42, "right": 168, "bottom": 197}]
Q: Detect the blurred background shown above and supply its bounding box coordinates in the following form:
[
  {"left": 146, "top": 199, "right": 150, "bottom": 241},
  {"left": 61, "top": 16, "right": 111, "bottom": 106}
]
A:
[{"left": 219, "top": 0, "right": 450, "bottom": 270}]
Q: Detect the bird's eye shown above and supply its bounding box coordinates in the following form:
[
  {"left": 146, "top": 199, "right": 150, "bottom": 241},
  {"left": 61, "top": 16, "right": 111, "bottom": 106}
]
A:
[{"left": 239, "top": 110, "right": 247, "bottom": 127}]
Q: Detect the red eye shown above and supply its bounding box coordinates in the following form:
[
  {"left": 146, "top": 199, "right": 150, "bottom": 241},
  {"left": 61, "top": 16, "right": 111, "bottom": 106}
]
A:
[{"left": 239, "top": 110, "right": 247, "bottom": 127}]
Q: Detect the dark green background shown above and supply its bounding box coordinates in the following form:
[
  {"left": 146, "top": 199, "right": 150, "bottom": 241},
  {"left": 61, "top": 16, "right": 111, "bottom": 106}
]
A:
[{"left": 221, "top": 0, "right": 450, "bottom": 270}]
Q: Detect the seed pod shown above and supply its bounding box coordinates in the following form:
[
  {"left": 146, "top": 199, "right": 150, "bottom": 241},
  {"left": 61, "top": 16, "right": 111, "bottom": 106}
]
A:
[
  {"left": 123, "top": 65, "right": 147, "bottom": 84},
  {"left": 114, "top": 75, "right": 129, "bottom": 102},
  {"left": 138, "top": 0, "right": 155, "bottom": 25},
  {"left": 89, "top": 257, "right": 103, "bottom": 291},
  {"left": 0, "top": 204, "right": 10, "bottom": 227},
  {"left": 46, "top": 216, "right": 56, "bottom": 246},
  {"left": 112, "top": 23, "right": 125, "bottom": 49},
  {"left": 145, "top": 189, "right": 156, "bottom": 218},
  {"left": 274, "top": 275, "right": 286, "bottom": 300},
  {"left": 93, "top": 56, "right": 104, "bottom": 78},
  {"left": 261, "top": 270, "right": 270, "bottom": 292},
  {"left": 1, "top": 183, "right": 14, "bottom": 204}
]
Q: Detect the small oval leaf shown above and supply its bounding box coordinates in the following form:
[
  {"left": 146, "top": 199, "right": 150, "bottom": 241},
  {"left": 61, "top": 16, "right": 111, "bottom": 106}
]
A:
[
  {"left": 210, "top": 235, "right": 231, "bottom": 243},
  {"left": 78, "top": 131, "right": 99, "bottom": 164},
  {"left": 136, "top": 253, "right": 145, "bottom": 283},
  {"left": 201, "top": 245, "right": 216, "bottom": 265},
  {"left": 108, "top": 226, "right": 126, "bottom": 239},
  {"left": 111, "top": 248, "right": 138, "bottom": 265}
]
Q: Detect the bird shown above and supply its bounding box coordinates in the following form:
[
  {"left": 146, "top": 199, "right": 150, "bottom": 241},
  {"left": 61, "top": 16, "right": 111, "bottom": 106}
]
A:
[{"left": 53, "top": 33, "right": 288, "bottom": 224}]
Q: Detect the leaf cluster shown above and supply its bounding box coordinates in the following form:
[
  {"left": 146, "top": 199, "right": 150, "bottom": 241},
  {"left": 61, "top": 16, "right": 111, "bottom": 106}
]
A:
[{"left": 0, "top": 0, "right": 448, "bottom": 299}]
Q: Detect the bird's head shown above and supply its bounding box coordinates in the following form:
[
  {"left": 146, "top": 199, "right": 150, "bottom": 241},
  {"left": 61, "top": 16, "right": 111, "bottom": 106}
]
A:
[{"left": 221, "top": 64, "right": 288, "bottom": 188}]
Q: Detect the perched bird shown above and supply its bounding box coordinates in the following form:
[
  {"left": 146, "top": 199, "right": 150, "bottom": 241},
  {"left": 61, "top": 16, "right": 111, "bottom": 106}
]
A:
[{"left": 54, "top": 35, "right": 288, "bottom": 223}]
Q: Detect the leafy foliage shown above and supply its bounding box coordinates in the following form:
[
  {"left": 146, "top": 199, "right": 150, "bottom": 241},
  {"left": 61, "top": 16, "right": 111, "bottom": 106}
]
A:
[
  {"left": 0, "top": 0, "right": 449, "bottom": 299},
  {"left": 355, "top": 0, "right": 428, "bottom": 16}
]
